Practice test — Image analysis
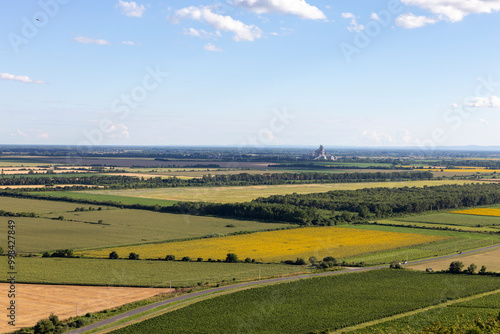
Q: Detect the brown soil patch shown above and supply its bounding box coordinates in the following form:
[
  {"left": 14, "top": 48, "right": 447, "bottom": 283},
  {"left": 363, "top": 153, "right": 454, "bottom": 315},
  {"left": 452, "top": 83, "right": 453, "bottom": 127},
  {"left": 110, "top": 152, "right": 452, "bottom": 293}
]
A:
[{"left": 0, "top": 283, "right": 171, "bottom": 333}]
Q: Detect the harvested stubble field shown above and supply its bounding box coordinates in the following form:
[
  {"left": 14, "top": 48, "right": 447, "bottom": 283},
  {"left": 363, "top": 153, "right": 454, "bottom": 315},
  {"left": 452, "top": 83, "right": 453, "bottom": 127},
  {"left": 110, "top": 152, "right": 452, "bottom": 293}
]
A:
[
  {"left": 0, "top": 208, "right": 290, "bottom": 253},
  {"left": 109, "top": 270, "right": 500, "bottom": 334},
  {"left": 15, "top": 257, "right": 308, "bottom": 287},
  {"left": 0, "top": 283, "right": 171, "bottom": 333},
  {"left": 79, "top": 226, "right": 447, "bottom": 262},
  {"left": 407, "top": 246, "right": 500, "bottom": 272},
  {"left": 78, "top": 180, "right": 478, "bottom": 203}
]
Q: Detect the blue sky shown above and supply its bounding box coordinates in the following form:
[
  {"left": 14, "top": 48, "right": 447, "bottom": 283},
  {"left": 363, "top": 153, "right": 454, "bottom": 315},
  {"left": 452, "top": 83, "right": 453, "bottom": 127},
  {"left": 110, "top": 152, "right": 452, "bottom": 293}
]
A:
[{"left": 1, "top": 0, "right": 500, "bottom": 148}]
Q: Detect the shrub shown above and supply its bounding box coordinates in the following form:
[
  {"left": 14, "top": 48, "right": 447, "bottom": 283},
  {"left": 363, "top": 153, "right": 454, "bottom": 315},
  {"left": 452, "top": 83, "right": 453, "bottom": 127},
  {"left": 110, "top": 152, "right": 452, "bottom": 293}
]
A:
[
  {"left": 197, "top": 257, "right": 203, "bottom": 262},
  {"left": 225, "top": 253, "right": 238, "bottom": 263},
  {"left": 182, "top": 256, "right": 191, "bottom": 262},
  {"left": 165, "top": 255, "right": 175, "bottom": 261},
  {"left": 109, "top": 251, "right": 119, "bottom": 259},
  {"left": 129, "top": 252, "right": 140, "bottom": 260},
  {"left": 448, "top": 261, "right": 464, "bottom": 273}
]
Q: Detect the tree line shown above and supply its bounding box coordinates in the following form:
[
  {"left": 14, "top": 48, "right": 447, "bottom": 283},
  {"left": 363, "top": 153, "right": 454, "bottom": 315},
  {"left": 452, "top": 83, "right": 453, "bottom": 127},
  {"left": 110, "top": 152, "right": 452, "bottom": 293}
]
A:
[{"left": 0, "top": 171, "right": 434, "bottom": 189}]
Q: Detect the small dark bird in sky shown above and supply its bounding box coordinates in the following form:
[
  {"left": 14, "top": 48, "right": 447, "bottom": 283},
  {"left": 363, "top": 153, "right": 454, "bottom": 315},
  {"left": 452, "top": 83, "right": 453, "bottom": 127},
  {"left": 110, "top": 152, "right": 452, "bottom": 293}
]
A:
[{"left": 36, "top": 18, "right": 40, "bottom": 21}]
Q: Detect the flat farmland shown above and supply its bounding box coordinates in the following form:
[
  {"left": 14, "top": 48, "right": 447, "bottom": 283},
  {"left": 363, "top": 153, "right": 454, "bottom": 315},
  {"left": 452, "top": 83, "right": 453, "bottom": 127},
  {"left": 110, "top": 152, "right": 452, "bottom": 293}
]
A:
[
  {"left": 0, "top": 209, "right": 291, "bottom": 253},
  {"left": 15, "top": 257, "right": 309, "bottom": 287},
  {"left": 397, "top": 212, "right": 500, "bottom": 227},
  {"left": 343, "top": 224, "right": 500, "bottom": 264},
  {"left": 450, "top": 207, "right": 500, "bottom": 217},
  {"left": 0, "top": 196, "right": 107, "bottom": 214},
  {"left": 79, "top": 226, "right": 447, "bottom": 262},
  {"left": 35, "top": 191, "right": 178, "bottom": 206},
  {"left": 0, "top": 283, "right": 171, "bottom": 333},
  {"left": 407, "top": 246, "right": 500, "bottom": 272},
  {"left": 353, "top": 290, "right": 500, "bottom": 333},
  {"left": 109, "top": 270, "right": 500, "bottom": 334},
  {"left": 77, "top": 180, "right": 478, "bottom": 203}
]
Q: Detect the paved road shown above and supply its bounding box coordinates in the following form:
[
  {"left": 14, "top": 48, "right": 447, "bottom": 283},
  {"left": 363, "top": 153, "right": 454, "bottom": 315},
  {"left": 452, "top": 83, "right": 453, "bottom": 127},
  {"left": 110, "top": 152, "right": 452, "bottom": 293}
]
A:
[{"left": 69, "top": 244, "right": 500, "bottom": 334}]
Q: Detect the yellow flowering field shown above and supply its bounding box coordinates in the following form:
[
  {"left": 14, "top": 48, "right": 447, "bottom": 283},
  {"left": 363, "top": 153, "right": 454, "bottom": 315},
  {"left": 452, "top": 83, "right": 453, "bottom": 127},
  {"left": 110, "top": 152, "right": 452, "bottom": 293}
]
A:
[
  {"left": 450, "top": 208, "right": 500, "bottom": 217},
  {"left": 78, "top": 227, "right": 447, "bottom": 262}
]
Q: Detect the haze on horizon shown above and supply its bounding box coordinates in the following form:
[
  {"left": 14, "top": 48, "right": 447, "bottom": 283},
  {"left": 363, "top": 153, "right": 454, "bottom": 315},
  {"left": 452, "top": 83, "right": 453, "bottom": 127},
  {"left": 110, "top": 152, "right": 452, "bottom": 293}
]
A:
[{"left": 1, "top": 0, "right": 500, "bottom": 148}]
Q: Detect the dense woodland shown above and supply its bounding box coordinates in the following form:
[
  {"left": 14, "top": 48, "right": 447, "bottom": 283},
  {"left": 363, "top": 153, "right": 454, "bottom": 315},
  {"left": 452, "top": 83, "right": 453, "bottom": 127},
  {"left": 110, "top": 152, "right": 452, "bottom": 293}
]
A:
[
  {"left": 169, "top": 183, "right": 500, "bottom": 226},
  {"left": 0, "top": 171, "right": 434, "bottom": 189}
]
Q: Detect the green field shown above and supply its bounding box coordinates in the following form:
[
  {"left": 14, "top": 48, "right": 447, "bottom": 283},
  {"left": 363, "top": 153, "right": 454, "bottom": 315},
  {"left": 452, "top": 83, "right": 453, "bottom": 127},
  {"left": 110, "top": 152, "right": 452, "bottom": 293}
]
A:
[
  {"left": 75, "top": 180, "right": 477, "bottom": 203},
  {"left": 0, "top": 199, "right": 292, "bottom": 252},
  {"left": 14, "top": 257, "right": 307, "bottom": 287},
  {"left": 32, "top": 191, "right": 178, "bottom": 207},
  {"left": 109, "top": 270, "right": 500, "bottom": 334},
  {"left": 0, "top": 157, "right": 58, "bottom": 167},
  {"left": 0, "top": 196, "right": 108, "bottom": 213},
  {"left": 374, "top": 220, "right": 500, "bottom": 233},
  {"left": 397, "top": 212, "right": 500, "bottom": 227},
  {"left": 343, "top": 224, "right": 500, "bottom": 264},
  {"left": 356, "top": 291, "right": 500, "bottom": 333}
]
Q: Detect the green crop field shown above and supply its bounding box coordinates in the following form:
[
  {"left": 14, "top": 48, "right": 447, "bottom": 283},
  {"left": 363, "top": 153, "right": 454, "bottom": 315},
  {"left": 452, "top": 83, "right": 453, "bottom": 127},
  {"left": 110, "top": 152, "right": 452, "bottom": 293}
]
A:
[
  {"left": 14, "top": 257, "right": 307, "bottom": 287},
  {"left": 374, "top": 220, "right": 499, "bottom": 233},
  {"left": 356, "top": 291, "right": 500, "bottom": 333},
  {"left": 0, "top": 196, "right": 108, "bottom": 214},
  {"left": 109, "top": 270, "right": 500, "bottom": 334},
  {"left": 343, "top": 224, "right": 500, "bottom": 264},
  {"left": 76, "top": 180, "right": 477, "bottom": 203},
  {"left": 397, "top": 212, "right": 500, "bottom": 227},
  {"left": 0, "top": 204, "right": 292, "bottom": 253},
  {"left": 33, "top": 191, "right": 178, "bottom": 207},
  {"left": 0, "top": 157, "right": 58, "bottom": 167}
]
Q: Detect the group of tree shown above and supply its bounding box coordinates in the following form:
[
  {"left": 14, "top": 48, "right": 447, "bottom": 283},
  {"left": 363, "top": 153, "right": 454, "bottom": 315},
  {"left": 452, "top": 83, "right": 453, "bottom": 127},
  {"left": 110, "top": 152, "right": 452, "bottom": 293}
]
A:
[
  {"left": 42, "top": 249, "right": 74, "bottom": 258},
  {"left": 0, "top": 171, "right": 434, "bottom": 189},
  {"left": 168, "top": 183, "right": 500, "bottom": 226},
  {"left": 447, "top": 261, "right": 488, "bottom": 275}
]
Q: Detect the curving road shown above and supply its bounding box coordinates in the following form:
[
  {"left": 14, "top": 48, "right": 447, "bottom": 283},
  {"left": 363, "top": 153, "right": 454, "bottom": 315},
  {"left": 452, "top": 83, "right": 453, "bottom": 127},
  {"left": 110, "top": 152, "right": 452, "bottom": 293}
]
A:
[{"left": 68, "top": 244, "right": 500, "bottom": 334}]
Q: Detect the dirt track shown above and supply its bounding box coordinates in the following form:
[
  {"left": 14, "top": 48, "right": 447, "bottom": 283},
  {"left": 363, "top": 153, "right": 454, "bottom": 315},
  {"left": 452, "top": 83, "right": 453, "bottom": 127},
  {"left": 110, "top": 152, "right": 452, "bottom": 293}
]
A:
[{"left": 0, "top": 284, "right": 170, "bottom": 333}]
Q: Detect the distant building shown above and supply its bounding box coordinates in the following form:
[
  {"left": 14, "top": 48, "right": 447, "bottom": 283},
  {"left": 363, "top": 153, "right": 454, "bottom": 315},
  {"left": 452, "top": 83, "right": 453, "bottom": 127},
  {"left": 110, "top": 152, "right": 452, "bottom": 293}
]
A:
[{"left": 305, "top": 145, "right": 336, "bottom": 161}]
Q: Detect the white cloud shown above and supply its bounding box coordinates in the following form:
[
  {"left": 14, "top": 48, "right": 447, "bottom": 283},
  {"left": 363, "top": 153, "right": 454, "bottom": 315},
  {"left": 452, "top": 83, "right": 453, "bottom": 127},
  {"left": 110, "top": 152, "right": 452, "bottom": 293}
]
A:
[
  {"left": 38, "top": 133, "right": 49, "bottom": 139},
  {"left": 362, "top": 130, "right": 394, "bottom": 143},
  {"left": 174, "top": 6, "right": 263, "bottom": 41},
  {"left": 0, "top": 72, "right": 46, "bottom": 84},
  {"left": 16, "top": 129, "right": 28, "bottom": 137},
  {"left": 184, "top": 28, "right": 221, "bottom": 39},
  {"left": 370, "top": 13, "right": 379, "bottom": 20},
  {"left": 204, "top": 43, "right": 224, "bottom": 52},
  {"left": 117, "top": 0, "right": 145, "bottom": 17},
  {"left": 107, "top": 123, "right": 130, "bottom": 138},
  {"left": 395, "top": 12, "right": 439, "bottom": 28},
  {"left": 465, "top": 96, "right": 500, "bottom": 108},
  {"left": 341, "top": 12, "right": 364, "bottom": 32},
  {"left": 232, "top": 0, "right": 326, "bottom": 20},
  {"left": 73, "top": 36, "right": 111, "bottom": 45},
  {"left": 401, "top": 0, "right": 500, "bottom": 22},
  {"left": 121, "top": 41, "right": 137, "bottom": 46}
]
